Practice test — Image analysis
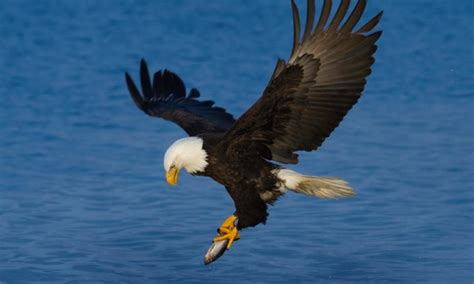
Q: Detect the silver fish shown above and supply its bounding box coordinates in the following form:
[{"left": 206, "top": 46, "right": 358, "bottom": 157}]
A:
[{"left": 204, "top": 239, "right": 228, "bottom": 265}]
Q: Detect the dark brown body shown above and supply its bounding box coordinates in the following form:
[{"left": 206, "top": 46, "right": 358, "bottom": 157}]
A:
[{"left": 198, "top": 134, "right": 282, "bottom": 229}]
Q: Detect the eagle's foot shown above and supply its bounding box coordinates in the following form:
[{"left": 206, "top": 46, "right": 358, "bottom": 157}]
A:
[{"left": 213, "top": 214, "right": 240, "bottom": 249}]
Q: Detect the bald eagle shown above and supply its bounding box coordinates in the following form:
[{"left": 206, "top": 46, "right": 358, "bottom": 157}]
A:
[{"left": 125, "top": 0, "right": 382, "bottom": 264}]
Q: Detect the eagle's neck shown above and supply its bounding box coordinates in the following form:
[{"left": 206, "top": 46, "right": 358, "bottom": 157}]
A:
[{"left": 164, "top": 137, "right": 208, "bottom": 174}]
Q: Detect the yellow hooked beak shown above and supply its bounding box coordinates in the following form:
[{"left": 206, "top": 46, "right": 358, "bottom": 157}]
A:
[{"left": 166, "top": 166, "right": 180, "bottom": 186}]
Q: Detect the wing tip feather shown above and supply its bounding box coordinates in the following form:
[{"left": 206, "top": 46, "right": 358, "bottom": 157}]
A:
[
  {"left": 125, "top": 72, "right": 146, "bottom": 111},
  {"left": 290, "top": 0, "right": 301, "bottom": 59},
  {"left": 357, "top": 10, "right": 383, "bottom": 33}
]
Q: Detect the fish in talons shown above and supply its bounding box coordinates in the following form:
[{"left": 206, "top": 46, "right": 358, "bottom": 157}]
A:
[{"left": 204, "top": 214, "right": 240, "bottom": 265}]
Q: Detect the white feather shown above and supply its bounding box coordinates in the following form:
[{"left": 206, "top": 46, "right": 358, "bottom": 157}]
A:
[
  {"left": 164, "top": 137, "right": 208, "bottom": 174},
  {"left": 272, "top": 168, "right": 353, "bottom": 198}
]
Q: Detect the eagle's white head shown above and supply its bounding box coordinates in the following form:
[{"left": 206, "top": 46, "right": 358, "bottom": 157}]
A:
[{"left": 163, "top": 137, "right": 208, "bottom": 185}]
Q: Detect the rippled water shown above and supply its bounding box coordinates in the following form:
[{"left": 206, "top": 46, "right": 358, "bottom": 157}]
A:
[{"left": 1, "top": 0, "right": 473, "bottom": 283}]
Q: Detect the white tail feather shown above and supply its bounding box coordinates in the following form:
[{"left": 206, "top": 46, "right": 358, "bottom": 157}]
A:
[{"left": 274, "top": 169, "right": 354, "bottom": 199}]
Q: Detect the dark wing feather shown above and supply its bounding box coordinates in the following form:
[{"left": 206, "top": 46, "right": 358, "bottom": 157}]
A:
[
  {"left": 221, "top": 0, "right": 382, "bottom": 164},
  {"left": 125, "top": 59, "right": 236, "bottom": 136}
]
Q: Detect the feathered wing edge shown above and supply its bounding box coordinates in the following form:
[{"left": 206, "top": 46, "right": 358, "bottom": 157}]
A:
[
  {"left": 125, "top": 59, "right": 236, "bottom": 136},
  {"left": 222, "top": 0, "right": 383, "bottom": 164},
  {"left": 288, "top": 0, "right": 383, "bottom": 63}
]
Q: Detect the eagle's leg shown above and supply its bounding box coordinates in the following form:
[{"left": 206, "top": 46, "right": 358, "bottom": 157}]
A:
[{"left": 213, "top": 214, "right": 240, "bottom": 249}]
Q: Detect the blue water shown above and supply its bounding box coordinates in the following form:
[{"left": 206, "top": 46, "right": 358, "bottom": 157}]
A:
[{"left": 1, "top": 0, "right": 472, "bottom": 283}]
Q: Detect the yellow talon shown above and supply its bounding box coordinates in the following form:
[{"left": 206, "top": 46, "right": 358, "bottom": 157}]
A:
[
  {"left": 217, "top": 227, "right": 231, "bottom": 234},
  {"left": 213, "top": 214, "right": 240, "bottom": 250}
]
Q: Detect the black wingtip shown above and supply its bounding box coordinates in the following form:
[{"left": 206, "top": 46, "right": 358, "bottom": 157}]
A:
[
  {"left": 373, "top": 10, "right": 384, "bottom": 23},
  {"left": 302, "top": 0, "right": 315, "bottom": 42},
  {"left": 357, "top": 10, "right": 383, "bottom": 33},
  {"left": 377, "top": 10, "right": 384, "bottom": 24},
  {"left": 290, "top": 0, "right": 301, "bottom": 58},
  {"left": 328, "top": 0, "right": 350, "bottom": 32},
  {"left": 125, "top": 72, "right": 146, "bottom": 111},
  {"left": 140, "top": 59, "right": 153, "bottom": 100},
  {"left": 314, "top": 0, "right": 332, "bottom": 34},
  {"left": 339, "top": 0, "right": 367, "bottom": 33},
  {"left": 369, "top": 30, "right": 383, "bottom": 44},
  {"left": 188, "top": 88, "right": 200, "bottom": 99},
  {"left": 155, "top": 69, "right": 186, "bottom": 98}
]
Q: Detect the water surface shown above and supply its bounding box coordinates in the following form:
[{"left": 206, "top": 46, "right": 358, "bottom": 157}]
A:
[{"left": 0, "top": 0, "right": 473, "bottom": 283}]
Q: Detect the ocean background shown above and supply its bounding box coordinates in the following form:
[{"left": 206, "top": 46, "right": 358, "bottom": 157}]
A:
[{"left": 1, "top": 0, "right": 472, "bottom": 283}]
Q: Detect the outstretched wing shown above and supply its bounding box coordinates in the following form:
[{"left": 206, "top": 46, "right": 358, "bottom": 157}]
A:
[
  {"left": 221, "top": 0, "right": 382, "bottom": 164},
  {"left": 125, "top": 59, "right": 236, "bottom": 136}
]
